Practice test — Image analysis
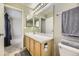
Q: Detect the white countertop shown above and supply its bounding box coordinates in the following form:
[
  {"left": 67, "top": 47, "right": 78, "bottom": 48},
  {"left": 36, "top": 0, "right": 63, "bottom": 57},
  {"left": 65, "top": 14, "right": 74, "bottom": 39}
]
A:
[{"left": 25, "top": 33, "right": 53, "bottom": 43}]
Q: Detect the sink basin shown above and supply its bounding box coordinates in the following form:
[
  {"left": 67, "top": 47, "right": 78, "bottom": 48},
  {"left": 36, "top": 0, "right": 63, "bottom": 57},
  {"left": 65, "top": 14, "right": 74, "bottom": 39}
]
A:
[
  {"left": 34, "top": 34, "right": 49, "bottom": 37},
  {"left": 25, "top": 33, "right": 53, "bottom": 43}
]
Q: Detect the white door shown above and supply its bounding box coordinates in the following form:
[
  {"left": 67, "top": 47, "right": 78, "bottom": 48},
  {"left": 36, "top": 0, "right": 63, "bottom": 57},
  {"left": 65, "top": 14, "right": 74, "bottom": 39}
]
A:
[{"left": 0, "top": 4, "right": 4, "bottom": 56}]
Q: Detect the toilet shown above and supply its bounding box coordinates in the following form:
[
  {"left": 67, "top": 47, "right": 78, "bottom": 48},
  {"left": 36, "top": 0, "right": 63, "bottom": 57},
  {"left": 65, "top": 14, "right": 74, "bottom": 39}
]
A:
[{"left": 59, "top": 43, "right": 79, "bottom": 56}]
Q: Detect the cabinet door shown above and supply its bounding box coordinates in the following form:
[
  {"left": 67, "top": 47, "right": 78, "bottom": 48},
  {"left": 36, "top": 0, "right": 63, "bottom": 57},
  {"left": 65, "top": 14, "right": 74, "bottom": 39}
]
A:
[
  {"left": 30, "top": 38, "right": 34, "bottom": 56},
  {"left": 41, "top": 40, "right": 53, "bottom": 56},
  {"left": 25, "top": 36, "right": 30, "bottom": 51},
  {"left": 35, "top": 41, "right": 41, "bottom": 56}
]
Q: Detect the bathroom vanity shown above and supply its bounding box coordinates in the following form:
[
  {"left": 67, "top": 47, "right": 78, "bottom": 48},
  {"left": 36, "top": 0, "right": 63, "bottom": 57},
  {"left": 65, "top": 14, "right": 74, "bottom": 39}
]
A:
[{"left": 24, "top": 33, "right": 54, "bottom": 56}]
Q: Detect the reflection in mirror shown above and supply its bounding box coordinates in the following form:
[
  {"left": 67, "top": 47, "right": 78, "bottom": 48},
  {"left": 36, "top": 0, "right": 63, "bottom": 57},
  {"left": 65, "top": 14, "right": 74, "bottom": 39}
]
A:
[
  {"left": 26, "top": 17, "right": 40, "bottom": 33},
  {"left": 34, "top": 17, "right": 40, "bottom": 27},
  {"left": 26, "top": 19, "right": 33, "bottom": 27}
]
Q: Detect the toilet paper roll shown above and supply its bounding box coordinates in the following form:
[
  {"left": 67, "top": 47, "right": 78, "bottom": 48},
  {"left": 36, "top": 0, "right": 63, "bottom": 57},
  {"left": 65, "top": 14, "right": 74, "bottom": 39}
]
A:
[
  {"left": 45, "top": 45, "right": 48, "bottom": 48},
  {"left": 44, "top": 48, "right": 48, "bottom": 52}
]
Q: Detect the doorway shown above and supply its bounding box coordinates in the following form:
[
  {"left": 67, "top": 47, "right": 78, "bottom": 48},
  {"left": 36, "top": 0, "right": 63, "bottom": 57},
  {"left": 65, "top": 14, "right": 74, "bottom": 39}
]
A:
[{"left": 4, "top": 5, "right": 23, "bottom": 56}]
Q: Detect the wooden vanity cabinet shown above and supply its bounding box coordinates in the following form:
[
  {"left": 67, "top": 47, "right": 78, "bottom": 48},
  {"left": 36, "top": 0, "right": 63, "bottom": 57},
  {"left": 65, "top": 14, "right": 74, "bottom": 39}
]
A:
[{"left": 24, "top": 36, "right": 53, "bottom": 56}]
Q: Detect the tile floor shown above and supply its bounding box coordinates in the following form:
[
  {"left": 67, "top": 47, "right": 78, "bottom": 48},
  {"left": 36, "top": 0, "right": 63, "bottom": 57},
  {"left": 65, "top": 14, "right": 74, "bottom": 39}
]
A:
[{"left": 4, "top": 44, "right": 31, "bottom": 56}]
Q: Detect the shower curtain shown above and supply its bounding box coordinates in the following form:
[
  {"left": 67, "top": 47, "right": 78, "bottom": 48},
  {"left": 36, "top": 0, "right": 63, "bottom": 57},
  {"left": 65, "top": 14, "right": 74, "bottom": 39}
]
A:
[
  {"left": 4, "top": 13, "right": 12, "bottom": 47},
  {"left": 62, "top": 7, "right": 79, "bottom": 36}
]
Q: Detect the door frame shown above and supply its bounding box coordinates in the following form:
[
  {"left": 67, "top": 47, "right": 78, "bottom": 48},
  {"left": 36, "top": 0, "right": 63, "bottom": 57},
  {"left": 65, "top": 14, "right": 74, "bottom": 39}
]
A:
[{"left": 4, "top": 4, "right": 24, "bottom": 49}]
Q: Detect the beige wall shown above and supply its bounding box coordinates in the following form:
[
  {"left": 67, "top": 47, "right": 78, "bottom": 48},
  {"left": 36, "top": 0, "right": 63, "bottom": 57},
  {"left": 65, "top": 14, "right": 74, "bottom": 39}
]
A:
[
  {"left": 53, "top": 3, "right": 79, "bottom": 56},
  {"left": 0, "top": 3, "right": 4, "bottom": 56}
]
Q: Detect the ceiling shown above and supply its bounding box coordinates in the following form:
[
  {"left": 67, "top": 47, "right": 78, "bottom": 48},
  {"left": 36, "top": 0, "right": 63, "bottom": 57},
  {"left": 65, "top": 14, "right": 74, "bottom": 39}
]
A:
[
  {"left": 5, "top": 3, "right": 53, "bottom": 18},
  {"left": 39, "top": 3, "right": 53, "bottom": 18},
  {"left": 22, "top": 3, "right": 40, "bottom": 10},
  {"left": 24, "top": 3, "right": 53, "bottom": 18}
]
